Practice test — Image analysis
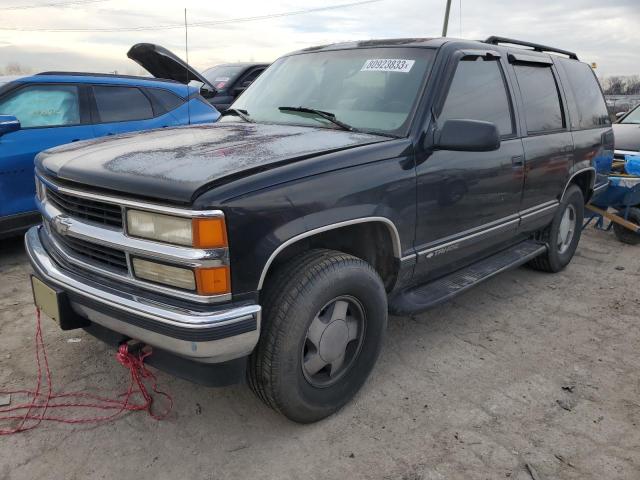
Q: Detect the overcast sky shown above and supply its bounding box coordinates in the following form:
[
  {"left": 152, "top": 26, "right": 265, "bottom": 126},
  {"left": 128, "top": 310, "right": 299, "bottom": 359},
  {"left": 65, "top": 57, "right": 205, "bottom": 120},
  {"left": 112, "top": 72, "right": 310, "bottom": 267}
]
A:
[{"left": 1, "top": 0, "right": 638, "bottom": 77}]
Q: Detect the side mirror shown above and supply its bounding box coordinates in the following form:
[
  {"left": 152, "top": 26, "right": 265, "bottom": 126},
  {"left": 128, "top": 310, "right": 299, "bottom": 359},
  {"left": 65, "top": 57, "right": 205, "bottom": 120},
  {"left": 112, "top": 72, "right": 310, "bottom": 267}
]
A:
[
  {"left": 434, "top": 119, "right": 500, "bottom": 152},
  {"left": 0, "top": 115, "right": 20, "bottom": 136},
  {"left": 615, "top": 111, "right": 627, "bottom": 119},
  {"left": 200, "top": 86, "right": 216, "bottom": 99}
]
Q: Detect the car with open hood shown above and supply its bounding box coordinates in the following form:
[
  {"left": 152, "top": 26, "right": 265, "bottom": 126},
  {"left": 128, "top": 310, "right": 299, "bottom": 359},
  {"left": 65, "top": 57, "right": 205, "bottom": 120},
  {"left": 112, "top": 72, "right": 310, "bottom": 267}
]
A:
[
  {"left": 127, "top": 43, "right": 269, "bottom": 111},
  {"left": 25, "top": 36, "right": 612, "bottom": 423},
  {"left": 200, "top": 62, "right": 269, "bottom": 111},
  {"left": 0, "top": 52, "right": 220, "bottom": 238}
]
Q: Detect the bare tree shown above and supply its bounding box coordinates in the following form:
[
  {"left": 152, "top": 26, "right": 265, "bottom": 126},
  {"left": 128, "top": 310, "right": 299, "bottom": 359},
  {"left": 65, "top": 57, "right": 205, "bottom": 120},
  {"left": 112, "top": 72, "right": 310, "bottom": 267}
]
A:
[
  {"left": 603, "top": 76, "right": 627, "bottom": 95},
  {"left": 625, "top": 75, "right": 640, "bottom": 95}
]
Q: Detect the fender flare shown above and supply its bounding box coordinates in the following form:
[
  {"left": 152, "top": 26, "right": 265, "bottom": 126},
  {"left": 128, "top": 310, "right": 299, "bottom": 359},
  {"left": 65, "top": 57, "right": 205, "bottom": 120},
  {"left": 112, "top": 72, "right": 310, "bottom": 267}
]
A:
[
  {"left": 561, "top": 167, "right": 595, "bottom": 201},
  {"left": 257, "top": 216, "right": 402, "bottom": 290}
]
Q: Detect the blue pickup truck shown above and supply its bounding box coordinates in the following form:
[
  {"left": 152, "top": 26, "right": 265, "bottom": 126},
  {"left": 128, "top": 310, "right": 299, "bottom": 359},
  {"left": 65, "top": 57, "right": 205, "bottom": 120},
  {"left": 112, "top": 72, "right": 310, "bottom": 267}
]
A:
[{"left": 0, "top": 45, "right": 221, "bottom": 237}]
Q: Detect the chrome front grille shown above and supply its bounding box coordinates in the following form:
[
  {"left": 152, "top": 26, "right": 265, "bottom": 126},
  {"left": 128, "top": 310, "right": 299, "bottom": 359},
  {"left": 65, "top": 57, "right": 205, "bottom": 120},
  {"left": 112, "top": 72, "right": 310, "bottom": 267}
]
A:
[
  {"left": 36, "top": 174, "right": 230, "bottom": 304},
  {"left": 46, "top": 187, "right": 123, "bottom": 228},
  {"left": 51, "top": 229, "right": 128, "bottom": 273}
]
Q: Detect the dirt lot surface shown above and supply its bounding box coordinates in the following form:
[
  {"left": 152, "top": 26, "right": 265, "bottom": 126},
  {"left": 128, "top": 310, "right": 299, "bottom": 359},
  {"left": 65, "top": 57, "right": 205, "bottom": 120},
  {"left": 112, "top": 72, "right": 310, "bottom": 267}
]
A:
[{"left": 1, "top": 227, "right": 639, "bottom": 480}]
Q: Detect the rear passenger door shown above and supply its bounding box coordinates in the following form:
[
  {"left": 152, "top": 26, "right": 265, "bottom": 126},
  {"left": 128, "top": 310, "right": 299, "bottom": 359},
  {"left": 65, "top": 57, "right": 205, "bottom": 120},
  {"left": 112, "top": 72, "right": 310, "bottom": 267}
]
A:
[
  {"left": 90, "top": 85, "right": 170, "bottom": 137},
  {"left": 413, "top": 52, "right": 525, "bottom": 281},
  {"left": 510, "top": 55, "right": 574, "bottom": 233}
]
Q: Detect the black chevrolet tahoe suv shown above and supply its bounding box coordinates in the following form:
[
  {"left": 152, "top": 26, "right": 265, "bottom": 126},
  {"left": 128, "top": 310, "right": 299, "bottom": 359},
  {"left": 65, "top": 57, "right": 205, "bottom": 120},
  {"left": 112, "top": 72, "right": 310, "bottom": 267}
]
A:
[{"left": 25, "top": 36, "right": 613, "bottom": 423}]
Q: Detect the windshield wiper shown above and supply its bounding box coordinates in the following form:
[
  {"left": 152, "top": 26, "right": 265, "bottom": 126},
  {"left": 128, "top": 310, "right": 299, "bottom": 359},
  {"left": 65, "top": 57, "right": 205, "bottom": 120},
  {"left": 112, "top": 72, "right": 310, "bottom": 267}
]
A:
[
  {"left": 278, "top": 106, "right": 359, "bottom": 132},
  {"left": 221, "top": 108, "right": 254, "bottom": 123}
]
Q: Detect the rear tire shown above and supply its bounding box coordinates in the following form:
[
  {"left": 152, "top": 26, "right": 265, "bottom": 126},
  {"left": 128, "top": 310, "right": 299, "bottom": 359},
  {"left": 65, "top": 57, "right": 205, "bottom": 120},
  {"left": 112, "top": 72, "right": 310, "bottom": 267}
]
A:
[
  {"left": 613, "top": 207, "right": 640, "bottom": 245},
  {"left": 248, "top": 249, "right": 387, "bottom": 423},
  {"left": 529, "top": 184, "right": 584, "bottom": 273}
]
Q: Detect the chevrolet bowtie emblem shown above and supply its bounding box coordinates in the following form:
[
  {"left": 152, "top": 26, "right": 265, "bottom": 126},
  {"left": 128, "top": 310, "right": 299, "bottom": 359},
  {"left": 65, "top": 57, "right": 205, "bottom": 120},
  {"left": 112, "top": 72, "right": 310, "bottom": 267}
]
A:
[{"left": 51, "top": 215, "right": 73, "bottom": 235}]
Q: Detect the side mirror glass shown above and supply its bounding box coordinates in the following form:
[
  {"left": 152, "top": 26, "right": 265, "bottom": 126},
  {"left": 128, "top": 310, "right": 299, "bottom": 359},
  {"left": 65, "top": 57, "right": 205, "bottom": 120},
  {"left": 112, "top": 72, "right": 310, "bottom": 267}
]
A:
[
  {"left": 200, "top": 85, "right": 216, "bottom": 99},
  {"left": 0, "top": 115, "right": 20, "bottom": 136},
  {"left": 433, "top": 119, "right": 500, "bottom": 152}
]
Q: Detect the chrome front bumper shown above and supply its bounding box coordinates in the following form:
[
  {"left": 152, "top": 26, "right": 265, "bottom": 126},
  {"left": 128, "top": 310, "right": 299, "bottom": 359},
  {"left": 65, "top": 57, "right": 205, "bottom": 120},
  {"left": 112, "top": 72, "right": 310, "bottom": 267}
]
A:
[{"left": 25, "top": 226, "right": 261, "bottom": 364}]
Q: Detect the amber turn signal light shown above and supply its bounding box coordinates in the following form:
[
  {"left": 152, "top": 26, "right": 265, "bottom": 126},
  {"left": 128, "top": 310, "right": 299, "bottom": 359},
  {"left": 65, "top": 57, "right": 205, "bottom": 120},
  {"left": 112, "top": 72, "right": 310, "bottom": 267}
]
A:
[
  {"left": 192, "top": 217, "right": 227, "bottom": 249},
  {"left": 195, "top": 266, "right": 230, "bottom": 295}
]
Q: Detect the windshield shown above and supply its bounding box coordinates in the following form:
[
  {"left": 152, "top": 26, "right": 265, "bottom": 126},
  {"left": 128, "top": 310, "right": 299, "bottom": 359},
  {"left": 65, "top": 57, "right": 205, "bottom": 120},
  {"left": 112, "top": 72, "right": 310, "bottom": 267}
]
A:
[
  {"left": 229, "top": 47, "right": 435, "bottom": 136},
  {"left": 202, "top": 65, "right": 244, "bottom": 90},
  {"left": 621, "top": 105, "right": 640, "bottom": 124}
]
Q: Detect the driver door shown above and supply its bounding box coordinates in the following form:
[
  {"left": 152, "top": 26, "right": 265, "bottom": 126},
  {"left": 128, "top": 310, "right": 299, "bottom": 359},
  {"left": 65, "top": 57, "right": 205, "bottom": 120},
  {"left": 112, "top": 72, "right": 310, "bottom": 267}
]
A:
[{"left": 413, "top": 52, "right": 525, "bottom": 281}]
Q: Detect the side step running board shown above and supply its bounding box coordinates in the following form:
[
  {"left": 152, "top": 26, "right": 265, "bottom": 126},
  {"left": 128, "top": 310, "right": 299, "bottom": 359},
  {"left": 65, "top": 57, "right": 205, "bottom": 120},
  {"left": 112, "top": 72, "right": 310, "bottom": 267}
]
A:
[{"left": 389, "top": 240, "right": 547, "bottom": 315}]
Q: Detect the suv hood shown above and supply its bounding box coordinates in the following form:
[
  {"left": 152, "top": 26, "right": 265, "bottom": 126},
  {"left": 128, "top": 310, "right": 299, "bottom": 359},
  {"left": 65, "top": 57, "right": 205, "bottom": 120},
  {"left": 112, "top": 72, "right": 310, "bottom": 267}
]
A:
[
  {"left": 127, "top": 43, "right": 217, "bottom": 95},
  {"left": 36, "top": 122, "right": 387, "bottom": 203},
  {"left": 613, "top": 123, "right": 640, "bottom": 152}
]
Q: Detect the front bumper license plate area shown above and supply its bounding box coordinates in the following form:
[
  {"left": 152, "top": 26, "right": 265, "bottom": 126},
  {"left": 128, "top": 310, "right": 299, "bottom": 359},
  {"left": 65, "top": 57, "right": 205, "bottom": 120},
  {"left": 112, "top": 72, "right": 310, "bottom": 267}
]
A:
[{"left": 31, "top": 275, "right": 89, "bottom": 330}]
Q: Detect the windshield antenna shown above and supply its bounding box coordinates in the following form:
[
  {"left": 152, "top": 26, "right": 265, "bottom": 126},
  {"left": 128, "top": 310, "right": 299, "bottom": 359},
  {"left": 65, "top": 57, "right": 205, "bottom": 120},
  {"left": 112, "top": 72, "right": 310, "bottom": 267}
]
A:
[{"left": 184, "top": 8, "right": 191, "bottom": 125}]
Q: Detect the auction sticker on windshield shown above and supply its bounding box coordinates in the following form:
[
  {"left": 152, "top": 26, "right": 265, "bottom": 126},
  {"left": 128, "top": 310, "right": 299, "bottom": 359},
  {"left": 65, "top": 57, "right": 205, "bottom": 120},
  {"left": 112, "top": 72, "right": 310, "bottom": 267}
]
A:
[{"left": 361, "top": 59, "right": 415, "bottom": 73}]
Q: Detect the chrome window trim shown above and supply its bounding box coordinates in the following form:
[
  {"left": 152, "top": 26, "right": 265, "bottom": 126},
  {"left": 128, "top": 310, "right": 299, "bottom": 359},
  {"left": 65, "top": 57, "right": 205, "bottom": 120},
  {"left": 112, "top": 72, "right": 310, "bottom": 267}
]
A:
[
  {"left": 37, "top": 173, "right": 224, "bottom": 218},
  {"left": 257, "top": 217, "right": 402, "bottom": 290}
]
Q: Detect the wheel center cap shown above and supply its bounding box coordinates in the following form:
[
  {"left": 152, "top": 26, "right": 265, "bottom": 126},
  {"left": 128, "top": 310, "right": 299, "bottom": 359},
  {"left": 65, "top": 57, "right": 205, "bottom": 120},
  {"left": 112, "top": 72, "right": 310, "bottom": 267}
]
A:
[{"left": 318, "top": 320, "right": 349, "bottom": 363}]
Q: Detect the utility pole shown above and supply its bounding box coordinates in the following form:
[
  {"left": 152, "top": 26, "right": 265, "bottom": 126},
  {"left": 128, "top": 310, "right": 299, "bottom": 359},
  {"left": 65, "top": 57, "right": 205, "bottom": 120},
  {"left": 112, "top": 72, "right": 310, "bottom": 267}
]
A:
[{"left": 442, "top": 0, "right": 452, "bottom": 36}]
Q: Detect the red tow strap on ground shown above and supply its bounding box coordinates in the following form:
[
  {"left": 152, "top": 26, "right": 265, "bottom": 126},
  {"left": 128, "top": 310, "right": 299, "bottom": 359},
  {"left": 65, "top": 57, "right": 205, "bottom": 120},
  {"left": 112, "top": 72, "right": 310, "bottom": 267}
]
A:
[{"left": 0, "top": 309, "right": 172, "bottom": 435}]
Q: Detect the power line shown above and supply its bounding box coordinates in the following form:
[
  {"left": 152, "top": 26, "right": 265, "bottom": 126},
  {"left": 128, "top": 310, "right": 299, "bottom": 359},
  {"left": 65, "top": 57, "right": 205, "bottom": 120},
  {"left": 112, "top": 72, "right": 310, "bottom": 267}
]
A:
[
  {"left": 3, "top": 0, "right": 105, "bottom": 10},
  {"left": 0, "top": 0, "right": 380, "bottom": 32}
]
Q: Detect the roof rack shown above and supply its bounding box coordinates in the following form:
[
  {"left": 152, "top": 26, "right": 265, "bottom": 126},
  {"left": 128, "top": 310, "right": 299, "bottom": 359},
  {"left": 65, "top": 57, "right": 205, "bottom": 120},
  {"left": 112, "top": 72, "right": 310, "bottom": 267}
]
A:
[
  {"left": 36, "top": 71, "right": 180, "bottom": 83},
  {"left": 483, "top": 36, "right": 579, "bottom": 60}
]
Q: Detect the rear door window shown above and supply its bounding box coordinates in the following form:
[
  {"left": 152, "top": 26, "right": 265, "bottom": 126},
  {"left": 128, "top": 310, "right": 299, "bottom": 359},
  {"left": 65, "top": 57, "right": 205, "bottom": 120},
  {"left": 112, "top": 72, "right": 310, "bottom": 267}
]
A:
[
  {"left": 557, "top": 60, "right": 610, "bottom": 129},
  {"left": 145, "top": 88, "right": 184, "bottom": 115},
  {"left": 0, "top": 84, "right": 80, "bottom": 128},
  {"left": 92, "top": 86, "right": 153, "bottom": 123},
  {"left": 238, "top": 68, "right": 264, "bottom": 88},
  {"left": 514, "top": 64, "right": 564, "bottom": 133},
  {"left": 439, "top": 57, "right": 515, "bottom": 137}
]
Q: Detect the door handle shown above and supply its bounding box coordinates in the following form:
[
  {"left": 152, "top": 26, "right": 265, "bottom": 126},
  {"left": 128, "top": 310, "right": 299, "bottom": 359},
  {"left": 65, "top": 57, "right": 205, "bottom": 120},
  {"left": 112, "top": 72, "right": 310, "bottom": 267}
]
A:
[
  {"left": 511, "top": 155, "right": 524, "bottom": 167},
  {"left": 71, "top": 139, "right": 80, "bottom": 142}
]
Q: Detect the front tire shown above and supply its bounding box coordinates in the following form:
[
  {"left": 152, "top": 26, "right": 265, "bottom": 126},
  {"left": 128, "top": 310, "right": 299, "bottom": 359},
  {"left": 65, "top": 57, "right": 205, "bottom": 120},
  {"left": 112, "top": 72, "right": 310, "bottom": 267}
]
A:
[
  {"left": 529, "top": 184, "right": 584, "bottom": 273},
  {"left": 248, "top": 249, "right": 387, "bottom": 423}
]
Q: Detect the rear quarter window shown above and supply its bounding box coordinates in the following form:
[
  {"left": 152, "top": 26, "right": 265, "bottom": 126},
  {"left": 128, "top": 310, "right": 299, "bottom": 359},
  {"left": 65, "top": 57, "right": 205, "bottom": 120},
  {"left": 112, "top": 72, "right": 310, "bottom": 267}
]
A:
[
  {"left": 557, "top": 59, "right": 610, "bottom": 130},
  {"left": 92, "top": 85, "right": 153, "bottom": 123}
]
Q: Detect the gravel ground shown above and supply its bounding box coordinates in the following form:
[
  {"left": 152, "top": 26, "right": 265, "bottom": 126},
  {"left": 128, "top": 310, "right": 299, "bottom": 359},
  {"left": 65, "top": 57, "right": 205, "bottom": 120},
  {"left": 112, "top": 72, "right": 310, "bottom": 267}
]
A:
[{"left": 1, "top": 227, "right": 639, "bottom": 480}]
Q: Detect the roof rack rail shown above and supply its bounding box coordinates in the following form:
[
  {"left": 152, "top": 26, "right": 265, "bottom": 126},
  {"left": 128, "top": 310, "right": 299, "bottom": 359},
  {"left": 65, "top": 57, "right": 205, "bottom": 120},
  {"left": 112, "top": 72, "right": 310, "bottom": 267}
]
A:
[
  {"left": 483, "top": 36, "right": 579, "bottom": 60},
  {"left": 35, "top": 71, "right": 178, "bottom": 83}
]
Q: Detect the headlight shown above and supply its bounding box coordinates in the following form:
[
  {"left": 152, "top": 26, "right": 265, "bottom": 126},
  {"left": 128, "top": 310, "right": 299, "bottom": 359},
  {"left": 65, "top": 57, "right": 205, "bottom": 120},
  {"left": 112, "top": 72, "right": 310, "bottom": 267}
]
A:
[
  {"left": 132, "top": 258, "right": 230, "bottom": 295},
  {"left": 132, "top": 258, "right": 196, "bottom": 291},
  {"left": 126, "top": 210, "right": 227, "bottom": 248}
]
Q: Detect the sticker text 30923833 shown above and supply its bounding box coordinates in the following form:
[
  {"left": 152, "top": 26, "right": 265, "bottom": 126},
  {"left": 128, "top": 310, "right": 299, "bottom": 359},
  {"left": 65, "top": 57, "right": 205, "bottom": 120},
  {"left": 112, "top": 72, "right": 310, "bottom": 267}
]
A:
[{"left": 361, "top": 59, "right": 415, "bottom": 73}]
